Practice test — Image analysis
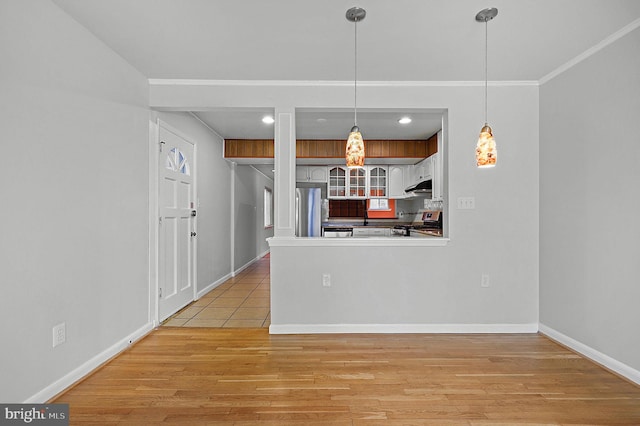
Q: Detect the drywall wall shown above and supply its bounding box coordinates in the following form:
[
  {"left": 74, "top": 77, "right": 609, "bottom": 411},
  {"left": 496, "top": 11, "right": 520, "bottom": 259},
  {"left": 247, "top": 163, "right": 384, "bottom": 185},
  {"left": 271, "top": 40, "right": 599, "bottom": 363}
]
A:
[
  {"left": 233, "top": 165, "right": 274, "bottom": 271},
  {"left": 150, "top": 81, "right": 540, "bottom": 330},
  {"left": 151, "top": 111, "right": 233, "bottom": 294},
  {"left": 0, "top": 0, "right": 150, "bottom": 402},
  {"left": 539, "top": 27, "right": 640, "bottom": 372}
]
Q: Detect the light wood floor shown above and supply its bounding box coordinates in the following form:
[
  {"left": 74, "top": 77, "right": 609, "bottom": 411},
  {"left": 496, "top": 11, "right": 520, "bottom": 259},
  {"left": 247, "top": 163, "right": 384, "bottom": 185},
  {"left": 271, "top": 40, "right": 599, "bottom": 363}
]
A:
[{"left": 52, "top": 328, "right": 640, "bottom": 425}]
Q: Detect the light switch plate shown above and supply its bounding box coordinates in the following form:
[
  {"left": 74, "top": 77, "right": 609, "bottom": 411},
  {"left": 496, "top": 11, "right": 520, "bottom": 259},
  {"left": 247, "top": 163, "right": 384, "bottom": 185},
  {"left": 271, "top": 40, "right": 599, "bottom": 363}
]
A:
[{"left": 457, "top": 197, "right": 475, "bottom": 209}]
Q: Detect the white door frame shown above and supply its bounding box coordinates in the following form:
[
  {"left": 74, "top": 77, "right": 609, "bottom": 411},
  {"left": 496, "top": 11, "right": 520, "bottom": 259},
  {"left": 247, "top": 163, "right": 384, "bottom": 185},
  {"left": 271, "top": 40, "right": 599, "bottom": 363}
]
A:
[{"left": 149, "top": 118, "right": 198, "bottom": 326}]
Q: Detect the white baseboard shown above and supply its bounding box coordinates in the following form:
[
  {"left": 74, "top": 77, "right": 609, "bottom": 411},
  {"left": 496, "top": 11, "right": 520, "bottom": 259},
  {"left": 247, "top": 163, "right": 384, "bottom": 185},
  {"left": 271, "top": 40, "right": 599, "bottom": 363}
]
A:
[
  {"left": 539, "top": 323, "right": 640, "bottom": 385},
  {"left": 196, "top": 272, "right": 233, "bottom": 299},
  {"left": 232, "top": 251, "right": 269, "bottom": 277},
  {"left": 269, "top": 323, "right": 539, "bottom": 334},
  {"left": 25, "top": 322, "right": 155, "bottom": 403}
]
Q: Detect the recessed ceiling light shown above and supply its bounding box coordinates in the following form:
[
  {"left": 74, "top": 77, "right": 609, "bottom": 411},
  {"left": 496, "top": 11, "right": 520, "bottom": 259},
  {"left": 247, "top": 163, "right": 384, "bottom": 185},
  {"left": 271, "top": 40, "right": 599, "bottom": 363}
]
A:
[
  {"left": 316, "top": 118, "right": 327, "bottom": 123},
  {"left": 262, "top": 116, "right": 275, "bottom": 124},
  {"left": 398, "top": 117, "right": 412, "bottom": 124}
]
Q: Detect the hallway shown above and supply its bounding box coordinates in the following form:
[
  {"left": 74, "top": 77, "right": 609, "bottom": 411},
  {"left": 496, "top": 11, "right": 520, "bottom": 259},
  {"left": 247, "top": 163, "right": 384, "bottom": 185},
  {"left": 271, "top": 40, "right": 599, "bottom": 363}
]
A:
[{"left": 162, "top": 254, "right": 270, "bottom": 328}]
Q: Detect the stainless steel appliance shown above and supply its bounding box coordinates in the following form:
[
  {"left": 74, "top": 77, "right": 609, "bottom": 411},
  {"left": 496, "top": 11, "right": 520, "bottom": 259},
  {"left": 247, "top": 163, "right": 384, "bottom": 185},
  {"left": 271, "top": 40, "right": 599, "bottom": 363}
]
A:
[
  {"left": 323, "top": 227, "right": 353, "bottom": 238},
  {"left": 391, "top": 210, "right": 443, "bottom": 237},
  {"left": 295, "top": 187, "right": 321, "bottom": 237}
]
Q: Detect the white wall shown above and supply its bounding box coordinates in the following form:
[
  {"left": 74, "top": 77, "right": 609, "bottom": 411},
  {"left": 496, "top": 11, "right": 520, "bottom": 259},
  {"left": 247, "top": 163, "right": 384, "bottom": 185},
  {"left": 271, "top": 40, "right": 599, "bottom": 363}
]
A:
[
  {"left": 150, "top": 82, "right": 540, "bottom": 330},
  {"left": 151, "top": 111, "right": 233, "bottom": 294},
  {"left": 0, "top": 0, "right": 150, "bottom": 402},
  {"left": 233, "top": 165, "right": 274, "bottom": 271},
  {"left": 539, "top": 27, "right": 640, "bottom": 373}
]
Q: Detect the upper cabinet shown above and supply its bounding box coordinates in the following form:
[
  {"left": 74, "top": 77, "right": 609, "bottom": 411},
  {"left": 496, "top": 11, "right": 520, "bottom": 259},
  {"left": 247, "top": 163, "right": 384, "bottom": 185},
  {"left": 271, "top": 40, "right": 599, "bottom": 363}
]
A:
[
  {"left": 368, "top": 166, "right": 388, "bottom": 198},
  {"left": 328, "top": 166, "right": 385, "bottom": 199},
  {"left": 328, "top": 166, "right": 347, "bottom": 198},
  {"left": 348, "top": 168, "right": 367, "bottom": 199},
  {"left": 431, "top": 130, "right": 444, "bottom": 201},
  {"left": 412, "top": 157, "right": 433, "bottom": 184},
  {"left": 296, "top": 166, "right": 327, "bottom": 183},
  {"left": 388, "top": 165, "right": 409, "bottom": 199}
]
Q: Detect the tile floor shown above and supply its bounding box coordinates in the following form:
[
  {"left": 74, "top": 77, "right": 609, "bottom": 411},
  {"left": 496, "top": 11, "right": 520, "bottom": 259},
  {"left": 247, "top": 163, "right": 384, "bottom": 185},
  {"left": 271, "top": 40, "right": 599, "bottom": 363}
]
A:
[{"left": 162, "top": 254, "right": 270, "bottom": 328}]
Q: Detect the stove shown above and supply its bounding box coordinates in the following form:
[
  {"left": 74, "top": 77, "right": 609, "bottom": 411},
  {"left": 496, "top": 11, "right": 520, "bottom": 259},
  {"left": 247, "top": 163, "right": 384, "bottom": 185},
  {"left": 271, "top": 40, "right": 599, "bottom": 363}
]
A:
[{"left": 391, "top": 210, "right": 442, "bottom": 236}]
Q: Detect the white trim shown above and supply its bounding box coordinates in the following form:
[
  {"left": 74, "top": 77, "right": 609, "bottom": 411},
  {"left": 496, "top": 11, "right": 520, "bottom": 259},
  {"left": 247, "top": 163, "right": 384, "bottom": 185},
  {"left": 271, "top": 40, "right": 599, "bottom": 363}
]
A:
[
  {"left": 230, "top": 162, "right": 236, "bottom": 273},
  {"left": 149, "top": 78, "right": 538, "bottom": 88},
  {"left": 539, "top": 324, "right": 640, "bottom": 386},
  {"left": 148, "top": 116, "right": 160, "bottom": 326},
  {"left": 251, "top": 165, "right": 274, "bottom": 182},
  {"left": 267, "top": 236, "right": 450, "bottom": 247},
  {"left": 539, "top": 17, "right": 640, "bottom": 85},
  {"left": 196, "top": 272, "right": 233, "bottom": 299},
  {"left": 25, "top": 322, "right": 154, "bottom": 403},
  {"left": 269, "top": 323, "right": 538, "bottom": 335},
  {"left": 232, "top": 252, "right": 264, "bottom": 277},
  {"left": 188, "top": 111, "right": 225, "bottom": 141}
]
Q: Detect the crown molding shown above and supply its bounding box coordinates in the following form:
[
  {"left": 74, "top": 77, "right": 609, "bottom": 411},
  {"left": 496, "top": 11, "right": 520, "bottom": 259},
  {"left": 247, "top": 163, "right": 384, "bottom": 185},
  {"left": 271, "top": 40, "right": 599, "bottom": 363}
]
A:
[
  {"left": 540, "top": 17, "right": 640, "bottom": 85},
  {"left": 148, "top": 79, "right": 538, "bottom": 88}
]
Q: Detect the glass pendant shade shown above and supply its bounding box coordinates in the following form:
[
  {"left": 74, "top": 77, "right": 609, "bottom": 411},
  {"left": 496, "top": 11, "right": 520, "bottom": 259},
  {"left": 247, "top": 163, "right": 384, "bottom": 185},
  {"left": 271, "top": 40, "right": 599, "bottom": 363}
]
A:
[
  {"left": 346, "top": 126, "right": 365, "bottom": 168},
  {"left": 476, "top": 124, "right": 497, "bottom": 168}
]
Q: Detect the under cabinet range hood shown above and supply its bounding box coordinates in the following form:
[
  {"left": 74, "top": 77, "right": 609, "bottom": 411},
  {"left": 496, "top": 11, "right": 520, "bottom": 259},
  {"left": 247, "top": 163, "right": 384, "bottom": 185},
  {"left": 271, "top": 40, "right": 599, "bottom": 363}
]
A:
[{"left": 404, "top": 179, "right": 432, "bottom": 194}]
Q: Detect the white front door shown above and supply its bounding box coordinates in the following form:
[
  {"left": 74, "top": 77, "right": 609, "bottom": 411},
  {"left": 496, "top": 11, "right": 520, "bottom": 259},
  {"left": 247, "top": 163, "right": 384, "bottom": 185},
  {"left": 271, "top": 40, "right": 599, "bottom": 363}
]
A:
[{"left": 158, "top": 125, "right": 196, "bottom": 322}]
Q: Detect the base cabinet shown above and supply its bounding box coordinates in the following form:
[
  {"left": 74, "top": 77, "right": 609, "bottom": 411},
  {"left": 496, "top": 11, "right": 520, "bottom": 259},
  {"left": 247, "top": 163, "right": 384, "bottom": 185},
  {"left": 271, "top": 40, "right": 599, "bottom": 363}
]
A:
[{"left": 352, "top": 227, "right": 391, "bottom": 237}]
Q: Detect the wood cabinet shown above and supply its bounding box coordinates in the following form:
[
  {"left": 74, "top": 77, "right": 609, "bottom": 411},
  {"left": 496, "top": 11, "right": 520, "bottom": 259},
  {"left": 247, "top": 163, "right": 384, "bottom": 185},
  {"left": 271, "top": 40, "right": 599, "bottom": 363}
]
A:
[{"left": 296, "top": 166, "right": 327, "bottom": 183}]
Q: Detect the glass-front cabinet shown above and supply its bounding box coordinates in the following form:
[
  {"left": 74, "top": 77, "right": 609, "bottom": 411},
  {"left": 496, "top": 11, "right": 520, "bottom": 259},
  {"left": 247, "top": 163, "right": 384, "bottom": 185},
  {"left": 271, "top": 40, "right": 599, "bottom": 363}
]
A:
[
  {"left": 368, "top": 166, "right": 387, "bottom": 198},
  {"left": 328, "top": 166, "right": 347, "bottom": 198},
  {"left": 328, "top": 165, "right": 390, "bottom": 199},
  {"left": 348, "top": 168, "right": 367, "bottom": 198}
]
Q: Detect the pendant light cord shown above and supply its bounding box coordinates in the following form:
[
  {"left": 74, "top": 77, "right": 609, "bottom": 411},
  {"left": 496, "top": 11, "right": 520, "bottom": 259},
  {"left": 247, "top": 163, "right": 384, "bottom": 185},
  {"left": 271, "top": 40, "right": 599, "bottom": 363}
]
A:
[
  {"left": 354, "top": 17, "right": 358, "bottom": 127},
  {"left": 484, "top": 19, "right": 488, "bottom": 125}
]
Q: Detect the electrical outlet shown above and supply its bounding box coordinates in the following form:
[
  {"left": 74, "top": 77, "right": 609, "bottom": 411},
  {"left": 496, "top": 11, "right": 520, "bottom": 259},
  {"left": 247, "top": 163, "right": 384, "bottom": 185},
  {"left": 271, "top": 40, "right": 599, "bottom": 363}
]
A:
[
  {"left": 322, "top": 273, "right": 331, "bottom": 287},
  {"left": 457, "top": 197, "right": 475, "bottom": 210},
  {"left": 53, "top": 322, "right": 66, "bottom": 348},
  {"left": 481, "top": 274, "right": 490, "bottom": 288}
]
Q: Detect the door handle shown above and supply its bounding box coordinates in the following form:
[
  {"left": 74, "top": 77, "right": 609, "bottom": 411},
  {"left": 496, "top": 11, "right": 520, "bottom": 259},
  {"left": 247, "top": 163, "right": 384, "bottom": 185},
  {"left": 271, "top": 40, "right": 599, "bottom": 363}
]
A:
[{"left": 190, "top": 232, "right": 197, "bottom": 237}]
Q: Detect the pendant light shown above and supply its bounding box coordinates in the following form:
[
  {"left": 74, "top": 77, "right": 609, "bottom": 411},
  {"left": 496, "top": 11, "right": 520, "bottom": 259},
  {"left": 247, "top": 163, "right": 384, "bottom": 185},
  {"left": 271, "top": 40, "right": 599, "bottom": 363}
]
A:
[
  {"left": 475, "top": 7, "right": 498, "bottom": 168},
  {"left": 345, "top": 7, "right": 366, "bottom": 169}
]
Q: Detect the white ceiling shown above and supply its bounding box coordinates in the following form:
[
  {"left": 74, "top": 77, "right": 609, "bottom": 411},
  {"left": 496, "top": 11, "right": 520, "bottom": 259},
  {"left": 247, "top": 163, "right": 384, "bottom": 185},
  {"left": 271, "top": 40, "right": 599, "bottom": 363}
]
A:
[
  {"left": 52, "top": 0, "right": 640, "bottom": 141},
  {"left": 194, "top": 108, "right": 444, "bottom": 140}
]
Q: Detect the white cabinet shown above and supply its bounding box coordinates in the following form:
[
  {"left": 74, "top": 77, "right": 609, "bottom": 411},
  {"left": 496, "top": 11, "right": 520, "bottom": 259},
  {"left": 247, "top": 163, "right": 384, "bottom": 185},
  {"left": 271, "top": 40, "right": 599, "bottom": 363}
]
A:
[
  {"left": 296, "top": 166, "right": 327, "bottom": 183},
  {"left": 413, "top": 157, "right": 433, "bottom": 184},
  {"left": 347, "top": 167, "right": 367, "bottom": 198},
  {"left": 431, "top": 130, "right": 444, "bottom": 201},
  {"left": 352, "top": 227, "right": 391, "bottom": 237},
  {"left": 431, "top": 153, "right": 443, "bottom": 201},
  {"left": 367, "top": 166, "right": 388, "bottom": 198},
  {"left": 388, "top": 165, "right": 408, "bottom": 199},
  {"left": 328, "top": 166, "right": 347, "bottom": 198}
]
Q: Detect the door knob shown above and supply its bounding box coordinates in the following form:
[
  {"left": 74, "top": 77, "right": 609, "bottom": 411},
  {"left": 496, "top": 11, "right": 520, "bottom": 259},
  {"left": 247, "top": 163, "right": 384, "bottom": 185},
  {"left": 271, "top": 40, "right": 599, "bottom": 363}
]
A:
[{"left": 190, "top": 232, "right": 197, "bottom": 237}]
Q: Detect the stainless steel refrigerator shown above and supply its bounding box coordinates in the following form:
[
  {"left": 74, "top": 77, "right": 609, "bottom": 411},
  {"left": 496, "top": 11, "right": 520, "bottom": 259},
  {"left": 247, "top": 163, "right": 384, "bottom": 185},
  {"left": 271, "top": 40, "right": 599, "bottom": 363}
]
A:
[{"left": 295, "top": 187, "right": 321, "bottom": 237}]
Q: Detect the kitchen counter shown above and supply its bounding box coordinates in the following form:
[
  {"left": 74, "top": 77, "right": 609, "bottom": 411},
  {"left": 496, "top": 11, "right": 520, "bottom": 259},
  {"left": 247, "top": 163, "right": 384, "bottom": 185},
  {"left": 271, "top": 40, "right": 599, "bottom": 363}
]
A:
[{"left": 410, "top": 229, "right": 443, "bottom": 237}]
